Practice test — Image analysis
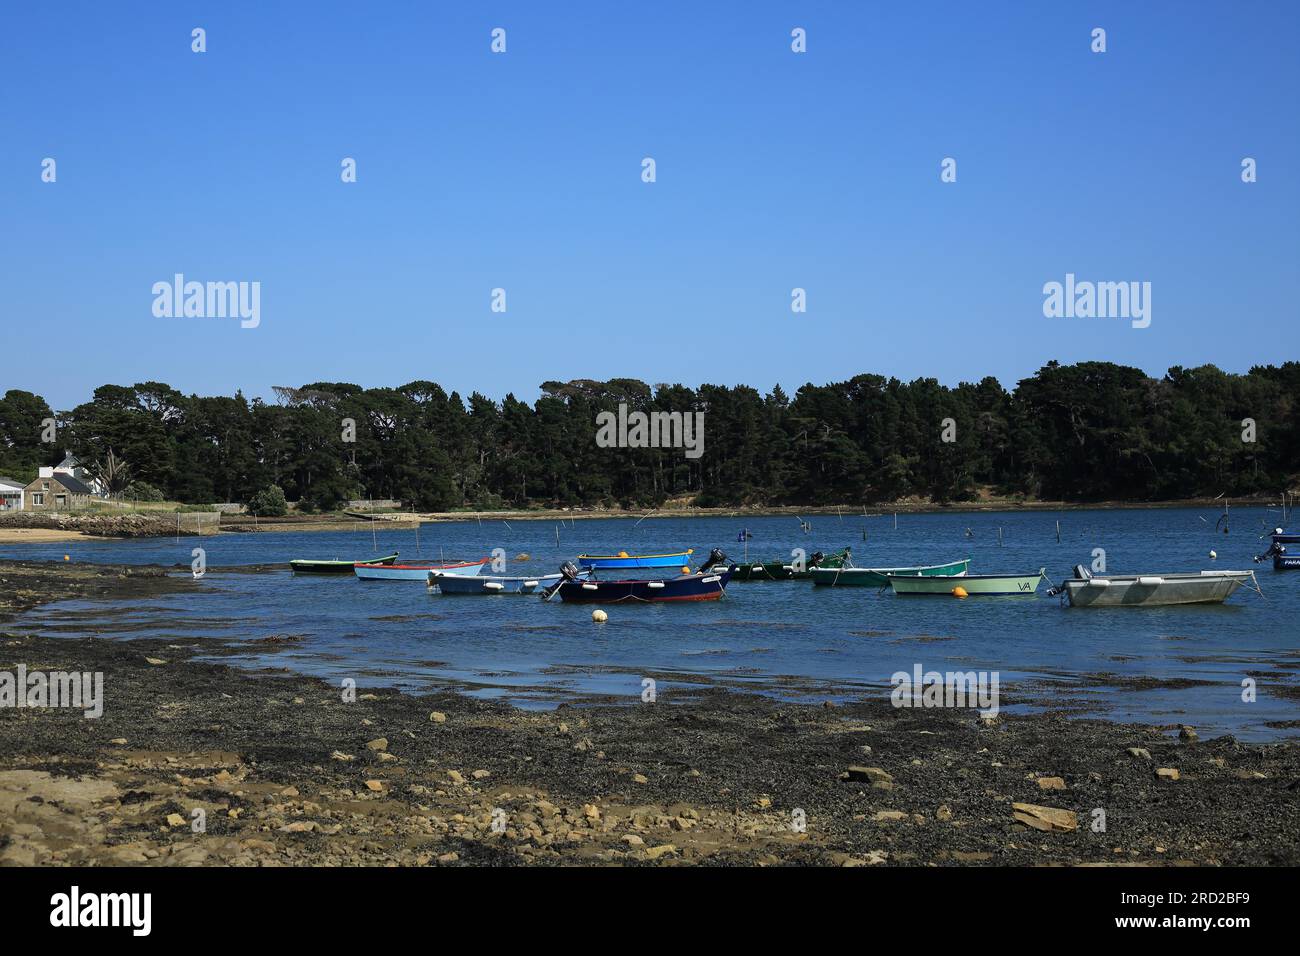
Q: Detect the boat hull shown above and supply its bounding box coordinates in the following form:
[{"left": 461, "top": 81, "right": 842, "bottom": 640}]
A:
[
  {"left": 1064, "top": 571, "right": 1253, "bottom": 606},
  {"left": 577, "top": 550, "right": 693, "bottom": 570},
  {"left": 290, "top": 553, "right": 398, "bottom": 574},
  {"left": 1272, "top": 532, "right": 1300, "bottom": 545},
  {"left": 433, "top": 571, "right": 572, "bottom": 594},
  {"left": 889, "top": 569, "right": 1044, "bottom": 596},
  {"left": 355, "top": 560, "right": 488, "bottom": 581},
  {"left": 728, "top": 549, "right": 852, "bottom": 581},
  {"left": 812, "top": 559, "right": 970, "bottom": 587},
  {"left": 557, "top": 569, "right": 733, "bottom": 603},
  {"left": 1274, "top": 552, "right": 1300, "bottom": 571}
]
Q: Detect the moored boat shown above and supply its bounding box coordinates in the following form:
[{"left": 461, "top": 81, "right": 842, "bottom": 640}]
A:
[
  {"left": 812, "top": 558, "right": 970, "bottom": 587},
  {"left": 1273, "top": 550, "right": 1300, "bottom": 570},
  {"left": 354, "top": 559, "right": 489, "bottom": 581},
  {"left": 1255, "top": 538, "right": 1300, "bottom": 570},
  {"left": 725, "top": 548, "right": 853, "bottom": 581},
  {"left": 432, "top": 570, "right": 579, "bottom": 594},
  {"left": 576, "top": 550, "right": 693, "bottom": 570},
  {"left": 1049, "top": 566, "right": 1259, "bottom": 606},
  {"left": 550, "top": 549, "right": 733, "bottom": 603},
  {"left": 888, "top": 569, "right": 1046, "bottom": 596},
  {"left": 290, "top": 553, "right": 398, "bottom": 575}
]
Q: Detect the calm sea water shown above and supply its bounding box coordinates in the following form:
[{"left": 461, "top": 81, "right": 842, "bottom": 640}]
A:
[{"left": 3, "top": 507, "right": 1297, "bottom": 740}]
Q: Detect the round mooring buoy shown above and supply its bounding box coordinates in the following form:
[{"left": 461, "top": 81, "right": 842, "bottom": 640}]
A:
[
  {"left": 952, "top": 586, "right": 969, "bottom": 598},
  {"left": 1209, "top": 550, "right": 1217, "bottom": 560},
  {"left": 592, "top": 609, "right": 608, "bottom": 623}
]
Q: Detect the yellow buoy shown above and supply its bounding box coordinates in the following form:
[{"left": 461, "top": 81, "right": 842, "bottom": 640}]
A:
[
  {"left": 64, "top": 555, "right": 70, "bottom": 562},
  {"left": 952, "top": 586, "right": 968, "bottom": 598},
  {"left": 592, "top": 609, "right": 608, "bottom": 623},
  {"left": 618, "top": 551, "right": 629, "bottom": 558},
  {"left": 680, "top": 566, "right": 690, "bottom": 574}
]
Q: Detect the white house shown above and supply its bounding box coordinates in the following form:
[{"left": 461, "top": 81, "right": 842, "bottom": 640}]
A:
[
  {"left": 0, "top": 477, "right": 25, "bottom": 511},
  {"left": 39, "top": 453, "right": 108, "bottom": 498}
]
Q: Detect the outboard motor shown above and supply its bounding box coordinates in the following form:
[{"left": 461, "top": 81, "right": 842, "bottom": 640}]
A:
[
  {"left": 559, "top": 561, "right": 581, "bottom": 582},
  {"left": 808, "top": 551, "right": 826, "bottom": 568},
  {"left": 699, "top": 548, "right": 728, "bottom": 573}
]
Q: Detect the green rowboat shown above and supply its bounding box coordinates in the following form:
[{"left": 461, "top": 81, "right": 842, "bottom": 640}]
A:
[
  {"left": 811, "top": 558, "right": 970, "bottom": 587},
  {"left": 290, "top": 553, "right": 399, "bottom": 575},
  {"left": 728, "top": 548, "right": 853, "bottom": 581},
  {"left": 887, "top": 568, "right": 1047, "bottom": 596}
]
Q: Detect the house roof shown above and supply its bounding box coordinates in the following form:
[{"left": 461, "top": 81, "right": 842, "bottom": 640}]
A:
[
  {"left": 0, "top": 477, "right": 25, "bottom": 489},
  {"left": 30, "top": 473, "right": 94, "bottom": 495}
]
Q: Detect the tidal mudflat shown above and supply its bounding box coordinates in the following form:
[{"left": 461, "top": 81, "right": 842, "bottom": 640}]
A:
[{"left": 1, "top": 560, "right": 1296, "bottom": 867}]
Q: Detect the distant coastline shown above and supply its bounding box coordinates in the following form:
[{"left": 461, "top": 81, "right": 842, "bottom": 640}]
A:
[{"left": 2, "top": 495, "right": 1282, "bottom": 545}]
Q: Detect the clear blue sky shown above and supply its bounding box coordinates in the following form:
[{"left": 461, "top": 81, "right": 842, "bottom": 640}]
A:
[{"left": 3, "top": 1, "right": 1297, "bottom": 410}]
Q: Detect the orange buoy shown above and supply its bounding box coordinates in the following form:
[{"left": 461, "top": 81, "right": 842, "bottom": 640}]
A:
[
  {"left": 680, "top": 566, "right": 690, "bottom": 574},
  {"left": 952, "top": 586, "right": 968, "bottom": 598},
  {"left": 618, "top": 551, "right": 629, "bottom": 558}
]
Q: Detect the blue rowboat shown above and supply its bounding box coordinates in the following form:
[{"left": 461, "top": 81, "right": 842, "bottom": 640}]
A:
[
  {"left": 354, "top": 559, "right": 488, "bottom": 581},
  {"left": 1271, "top": 530, "right": 1300, "bottom": 545},
  {"left": 432, "top": 570, "right": 581, "bottom": 594},
  {"left": 576, "top": 550, "right": 693, "bottom": 570}
]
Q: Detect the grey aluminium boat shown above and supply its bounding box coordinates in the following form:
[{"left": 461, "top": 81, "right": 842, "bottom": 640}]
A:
[{"left": 1052, "top": 566, "right": 1259, "bottom": 607}]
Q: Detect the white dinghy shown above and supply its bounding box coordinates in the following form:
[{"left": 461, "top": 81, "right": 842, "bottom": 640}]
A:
[{"left": 1050, "top": 566, "right": 1260, "bottom": 607}]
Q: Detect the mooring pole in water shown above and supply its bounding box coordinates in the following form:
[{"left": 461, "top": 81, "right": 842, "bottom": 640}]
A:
[
  {"left": 998, "top": 527, "right": 1003, "bottom": 547},
  {"left": 894, "top": 512, "right": 898, "bottom": 530},
  {"left": 1056, "top": 520, "right": 1060, "bottom": 544}
]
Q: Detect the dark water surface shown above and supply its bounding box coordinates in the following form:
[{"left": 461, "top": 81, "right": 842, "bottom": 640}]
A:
[{"left": 4, "top": 507, "right": 1297, "bottom": 740}]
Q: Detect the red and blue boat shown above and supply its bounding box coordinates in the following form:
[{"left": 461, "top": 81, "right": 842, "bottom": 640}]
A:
[
  {"left": 354, "top": 558, "right": 489, "bottom": 581},
  {"left": 548, "top": 549, "right": 734, "bottom": 603}
]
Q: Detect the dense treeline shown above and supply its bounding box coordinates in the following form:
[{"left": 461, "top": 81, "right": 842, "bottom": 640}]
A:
[{"left": 0, "top": 361, "right": 1296, "bottom": 510}]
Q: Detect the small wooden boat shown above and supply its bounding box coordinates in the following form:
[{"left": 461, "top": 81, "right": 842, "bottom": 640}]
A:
[
  {"left": 549, "top": 549, "right": 733, "bottom": 603},
  {"left": 576, "top": 550, "right": 693, "bottom": 570},
  {"left": 290, "top": 553, "right": 398, "bottom": 575},
  {"left": 432, "top": 570, "right": 580, "bottom": 594},
  {"left": 1270, "top": 529, "right": 1300, "bottom": 545},
  {"left": 888, "top": 569, "right": 1046, "bottom": 596},
  {"left": 1050, "top": 566, "right": 1259, "bottom": 606},
  {"left": 812, "top": 558, "right": 970, "bottom": 587},
  {"left": 724, "top": 548, "right": 852, "bottom": 581},
  {"left": 354, "top": 559, "right": 488, "bottom": 581}
]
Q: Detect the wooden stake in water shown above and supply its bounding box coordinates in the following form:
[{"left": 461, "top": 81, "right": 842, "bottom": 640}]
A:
[
  {"left": 1055, "top": 520, "right": 1060, "bottom": 544},
  {"left": 998, "top": 526, "right": 1003, "bottom": 547},
  {"left": 894, "top": 513, "right": 898, "bottom": 530},
  {"left": 372, "top": 522, "right": 377, "bottom": 551}
]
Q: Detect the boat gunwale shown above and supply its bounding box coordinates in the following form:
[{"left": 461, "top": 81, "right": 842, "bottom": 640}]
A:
[
  {"left": 356, "top": 558, "right": 489, "bottom": 571},
  {"left": 576, "top": 549, "right": 694, "bottom": 561}
]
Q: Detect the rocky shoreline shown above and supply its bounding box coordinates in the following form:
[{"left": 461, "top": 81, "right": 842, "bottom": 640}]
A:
[
  {"left": 0, "top": 512, "right": 208, "bottom": 539},
  {"left": 0, "top": 560, "right": 1297, "bottom": 867}
]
